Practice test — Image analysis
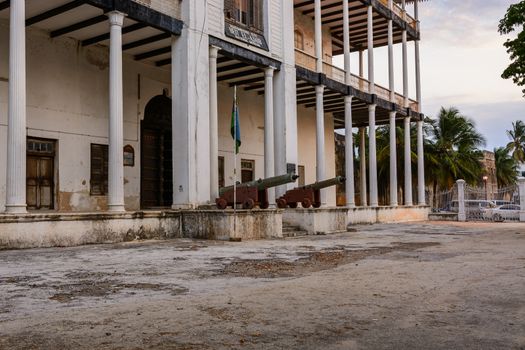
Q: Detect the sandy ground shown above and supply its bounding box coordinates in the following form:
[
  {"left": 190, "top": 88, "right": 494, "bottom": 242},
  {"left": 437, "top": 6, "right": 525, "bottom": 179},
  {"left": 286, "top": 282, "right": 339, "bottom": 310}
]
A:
[{"left": 0, "top": 221, "right": 524, "bottom": 350}]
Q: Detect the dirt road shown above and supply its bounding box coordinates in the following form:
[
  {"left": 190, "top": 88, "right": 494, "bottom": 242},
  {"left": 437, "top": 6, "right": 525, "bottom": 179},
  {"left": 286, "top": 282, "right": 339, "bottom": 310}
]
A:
[{"left": 1, "top": 222, "right": 524, "bottom": 349}]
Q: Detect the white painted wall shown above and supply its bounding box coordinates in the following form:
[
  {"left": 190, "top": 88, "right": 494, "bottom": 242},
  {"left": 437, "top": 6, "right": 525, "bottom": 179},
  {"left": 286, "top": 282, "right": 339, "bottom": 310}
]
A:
[{"left": 0, "top": 20, "right": 172, "bottom": 212}]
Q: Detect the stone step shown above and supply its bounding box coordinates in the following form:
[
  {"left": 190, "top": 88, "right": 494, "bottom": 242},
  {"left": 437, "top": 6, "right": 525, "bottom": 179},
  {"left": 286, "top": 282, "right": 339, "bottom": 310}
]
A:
[
  {"left": 282, "top": 230, "right": 309, "bottom": 238},
  {"left": 282, "top": 225, "right": 303, "bottom": 232}
]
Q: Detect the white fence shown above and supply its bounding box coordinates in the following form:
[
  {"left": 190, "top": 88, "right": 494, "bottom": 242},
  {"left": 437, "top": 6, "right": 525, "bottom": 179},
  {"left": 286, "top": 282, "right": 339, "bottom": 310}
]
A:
[{"left": 433, "top": 178, "right": 525, "bottom": 223}]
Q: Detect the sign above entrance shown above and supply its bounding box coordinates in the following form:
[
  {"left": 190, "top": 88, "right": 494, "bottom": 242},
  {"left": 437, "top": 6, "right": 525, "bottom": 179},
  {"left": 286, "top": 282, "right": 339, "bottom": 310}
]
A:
[{"left": 225, "top": 22, "right": 269, "bottom": 51}]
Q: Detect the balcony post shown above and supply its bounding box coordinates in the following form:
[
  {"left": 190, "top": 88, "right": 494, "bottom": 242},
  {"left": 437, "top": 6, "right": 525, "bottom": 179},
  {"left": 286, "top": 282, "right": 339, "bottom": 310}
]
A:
[
  {"left": 404, "top": 116, "right": 413, "bottom": 206},
  {"left": 417, "top": 119, "right": 426, "bottom": 205},
  {"left": 314, "top": 0, "right": 323, "bottom": 73},
  {"left": 367, "top": 5, "right": 375, "bottom": 94},
  {"left": 315, "top": 84, "right": 326, "bottom": 206},
  {"left": 107, "top": 11, "right": 126, "bottom": 212},
  {"left": 388, "top": 0, "right": 395, "bottom": 102},
  {"left": 359, "top": 127, "right": 367, "bottom": 207},
  {"left": 389, "top": 112, "right": 398, "bottom": 206},
  {"left": 264, "top": 67, "right": 276, "bottom": 206},
  {"left": 369, "top": 104, "right": 378, "bottom": 207},
  {"left": 343, "top": 0, "right": 351, "bottom": 83},
  {"left": 344, "top": 96, "right": 355, "bottom": 207},
  {"left": 402, "top": 0, "right": 408, "bottom": 108},
  {"left": 5, "top": 0, "right": 27, "bottom": 214},
  {"left": 209, "top": 45, "right": 220, "bottom": 202}
]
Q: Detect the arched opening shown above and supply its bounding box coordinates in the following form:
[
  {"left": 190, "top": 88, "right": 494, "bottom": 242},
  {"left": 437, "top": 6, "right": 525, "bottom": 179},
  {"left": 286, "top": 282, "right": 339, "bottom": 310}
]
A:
[{"left": 140, "top": 92, "right": 173, "bottom": 209}]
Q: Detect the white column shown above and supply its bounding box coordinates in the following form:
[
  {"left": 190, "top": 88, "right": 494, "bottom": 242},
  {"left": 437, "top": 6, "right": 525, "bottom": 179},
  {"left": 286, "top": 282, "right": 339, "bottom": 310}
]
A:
[
  {"left": 5, "top": 0, "right": 27, "bottom": 214},
  {"left": 315, "top": 85, "right": 326, "bottom": 205},
  {"left": 367, "top": 5, "right": 375, "bottom": 94},
  {"left": 388, "top": 0, "right": 395, "bottom": 102},
  {"left": 314, "top": 0, "right": 323, "bottom": 73},
  {"left": 107, "top": 11, "right": 126, "bottom": 212},
  {"left": 359, "top": 127, "right": 367, "bottom": 207},
  {"left": 344, "top": 97, "right": 355, "bottom": 207},
  {"left": 518, "top": 178, "right": 525, "bottom": 222},
  {"left": 402, "top": 0, "right": 409, "bottom": 108},
  {"left": 457, "top": 179, "right": 466, "bottom": 222},
  {"left": 417, "top": 120, "right": 425, "bottom": 205},
  {"left": 209, "top": 46, "right": 220, "bottom": 201},
  {"left": 389, "top": 112, "right": 398, "bottom": 206},
  {"left": 343, "top": 0, "right": 354, "bottom": 207},
  {"left": 368, "top": 104, "right": 378, "bottom": 207},
  {"left": 404, "top": 117, "right": 413, "bottom": 206},
  {"left": 264, "top": 67, "right": 276, "bottom": 205}
]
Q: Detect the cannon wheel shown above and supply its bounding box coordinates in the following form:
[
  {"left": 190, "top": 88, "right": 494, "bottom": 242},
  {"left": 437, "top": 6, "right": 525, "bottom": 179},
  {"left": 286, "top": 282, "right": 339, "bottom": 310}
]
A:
[
  {"left": 260, "top": 201, "right": 270, "bottom": 209},
  {"left": 277, "top": 198, "right": 287, "bottom": 209},
  {"left": 301, "top": 198, "right": 312, "bottom": 209},
  {"left": 216, "top": 198, "right": 227, "bottom": 210},
  {"left": 313, "top": 202, "right": 322, "bottom": 208},
  {"left": 288, "top": 202, "right": 298, "bottom": 209},
  {"left": 243, "top": 198, "right": 255, "bottom": 210}
]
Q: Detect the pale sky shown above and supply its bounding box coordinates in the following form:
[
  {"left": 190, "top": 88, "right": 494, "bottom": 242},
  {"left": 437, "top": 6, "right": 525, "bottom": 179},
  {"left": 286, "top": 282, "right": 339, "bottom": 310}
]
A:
[{"left": 335, "top": 0, "right": 524, "bottom": 151}]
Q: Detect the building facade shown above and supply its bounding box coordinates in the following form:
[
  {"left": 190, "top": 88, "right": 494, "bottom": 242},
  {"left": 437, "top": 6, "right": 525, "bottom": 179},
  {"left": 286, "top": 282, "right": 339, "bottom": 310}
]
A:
[{"left": 0, "top": 0, "right": 426, "bottom": 217}]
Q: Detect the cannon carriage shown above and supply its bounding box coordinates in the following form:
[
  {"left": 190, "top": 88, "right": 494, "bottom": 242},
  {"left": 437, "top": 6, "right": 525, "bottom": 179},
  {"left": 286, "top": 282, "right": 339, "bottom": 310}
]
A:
[
  {"left": 276, "top": 176, "right": 345, "bottom": 209},
  {"left": 216, "top": 173, "right": 299, "bottom": 210}
]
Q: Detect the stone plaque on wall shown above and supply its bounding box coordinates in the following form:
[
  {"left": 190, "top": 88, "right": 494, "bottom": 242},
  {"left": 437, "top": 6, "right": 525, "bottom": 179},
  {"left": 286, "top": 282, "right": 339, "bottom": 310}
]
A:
[{"left": 225, "top": 22, "right": 269, "bottom": 51}]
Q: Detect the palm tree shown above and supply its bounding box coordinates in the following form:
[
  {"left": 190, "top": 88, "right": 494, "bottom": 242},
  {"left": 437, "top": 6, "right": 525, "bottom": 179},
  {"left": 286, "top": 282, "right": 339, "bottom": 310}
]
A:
[
  {"left": 494, "top": 147, "right": 518, "bottom": 187},
  {"left": 505, "top": 120, "right": 525, "bottom": 164},
  {"left": 425, "top": 107, "right": 486, "bottom": 189}
]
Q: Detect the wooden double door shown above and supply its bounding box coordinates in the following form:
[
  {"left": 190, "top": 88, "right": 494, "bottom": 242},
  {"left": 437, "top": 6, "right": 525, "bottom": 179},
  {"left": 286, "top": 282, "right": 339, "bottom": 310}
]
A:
[
  {"left": 27, "top": 138, "right": 55, "bottom": 210},
  {"left": 140, "top": 93, "right": 173, "bottom": 209}
]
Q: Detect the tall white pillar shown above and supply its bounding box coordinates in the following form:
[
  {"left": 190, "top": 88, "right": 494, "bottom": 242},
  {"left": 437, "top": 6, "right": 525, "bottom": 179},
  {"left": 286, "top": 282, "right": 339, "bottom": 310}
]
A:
[
  {"left": 5, "top": 0, "right": 27, "bottom": 214},
  {"left": 404, "top": 117, "right": 413, "bottom": 206},
  {"left": 389, "top": 112, "right": 398, "bottom": 206},
  {"left": 388, "top": 0, "right": 395, "bottom": 102},
  {"left": 457, "top": 179, "right": 466, "bottom": 222},
  {"left": 369, "top": 104, "right": 378, "bottom": 207},
  {"left": 314, "top": 0, "right": 323, "bottom": 73},
  {"left": 343, "top": 0, "right": 354, "bottom": 207},
  {"left": 345, "top": 97, "right": 355, "bottom": 207},
  {"left": 359, "top": 127, "right": 367, "bottom": 207},
  {"left": 209, "top": 46, "right": 220, "bottom": 201},
  {"left": 367, "top": 5, "right": 375, "bottom": 94},
  {"left": 315, "top": 85, "right": 326, "bottom": 205},
  {"left": 172, "top": 1, "right": 211, "bottom": 208},
  {"left": 402, "top": 0, "right": 409, "bottom": 108},
  {"left": 107, "top": 11, "right": 126, "bottom": 212},
  {"left": 264, "top": 67, "right": 276, "bottom": 205},
  {"left": 417, "top": 120, "right": 425, "bottom": 205}
]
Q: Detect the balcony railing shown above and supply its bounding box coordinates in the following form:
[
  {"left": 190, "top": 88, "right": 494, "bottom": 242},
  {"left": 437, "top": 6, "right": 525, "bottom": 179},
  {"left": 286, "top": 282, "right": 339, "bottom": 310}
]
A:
[
  {"left": 377, "top": 0, "right": 418, "bottom": 30},
  {"left": 295, "top": 49, "right": 419, "bottom": 111}
]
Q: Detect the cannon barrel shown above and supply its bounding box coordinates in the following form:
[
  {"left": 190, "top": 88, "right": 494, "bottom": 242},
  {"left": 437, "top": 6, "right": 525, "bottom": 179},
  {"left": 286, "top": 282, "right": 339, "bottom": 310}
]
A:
[
  {"left": 219, "top": 173, "right": 299, "bottom": 196},
  {"left": 304, "top": 176, "right": 345, "bottom": 191}
]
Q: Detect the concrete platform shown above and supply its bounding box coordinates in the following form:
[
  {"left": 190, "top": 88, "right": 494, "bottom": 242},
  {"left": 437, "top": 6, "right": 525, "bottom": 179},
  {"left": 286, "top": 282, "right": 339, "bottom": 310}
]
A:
[
  {"left": 283, "top": 208, "right": 348, "bottom": 235},
  {"left": 347, "top": 205, "right": 430, "bottom": 225},
  {"left": 0, "top": 209, "right": 282, "bottom": 249}
]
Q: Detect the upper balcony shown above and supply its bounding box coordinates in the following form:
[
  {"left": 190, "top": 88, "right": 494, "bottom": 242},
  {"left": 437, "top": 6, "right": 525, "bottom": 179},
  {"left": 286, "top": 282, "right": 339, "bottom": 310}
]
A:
[
  {"left": 295, "top": 49, "right": 419, "bottom": 112},
  {"left": 293, "top": 0, "right": 420, "bottom": 55}
]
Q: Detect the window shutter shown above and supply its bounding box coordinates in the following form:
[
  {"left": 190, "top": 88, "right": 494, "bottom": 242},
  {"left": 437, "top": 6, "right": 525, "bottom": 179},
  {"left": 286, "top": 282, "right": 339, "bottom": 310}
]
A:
[
  {"left": 252, "top": 0, "right": 262, "bottom": 31},
  {"left": 90, "top": 144, "right": 109, "bottom": 196},
  {"left": 224, "top": 0, "right": 235, "bottom": 19}
]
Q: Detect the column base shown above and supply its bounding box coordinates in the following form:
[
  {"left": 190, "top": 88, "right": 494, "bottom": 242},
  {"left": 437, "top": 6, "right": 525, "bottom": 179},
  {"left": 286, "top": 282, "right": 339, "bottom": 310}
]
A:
[
  {"left": 172, "top": 204, "right": 197, "bottom": 210},
  {"left": 4, "top": 204, "right": 27, "bottom": 214},
  {"left": 108, "top": 205, "right": 126, "bottom": 213}
]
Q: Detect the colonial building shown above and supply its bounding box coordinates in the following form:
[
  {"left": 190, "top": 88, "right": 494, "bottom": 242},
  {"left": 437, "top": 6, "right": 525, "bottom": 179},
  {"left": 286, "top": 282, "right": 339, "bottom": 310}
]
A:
[{"left": 0, "top": 0, "right": 428, "bottom": 247}]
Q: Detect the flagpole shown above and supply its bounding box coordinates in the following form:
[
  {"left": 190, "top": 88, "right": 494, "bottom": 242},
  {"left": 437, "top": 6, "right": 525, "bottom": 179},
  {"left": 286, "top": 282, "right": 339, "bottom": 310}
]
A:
[{"left": 233, "top": 85, "right": 237, "bottom": 239}]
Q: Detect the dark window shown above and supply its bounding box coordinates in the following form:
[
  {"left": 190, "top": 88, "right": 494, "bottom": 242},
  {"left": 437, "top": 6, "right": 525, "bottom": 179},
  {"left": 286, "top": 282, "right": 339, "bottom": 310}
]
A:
[
  {"left": 294, "top": 30, "right": 304, "bottom": 50},
  {"left": 225, "top": 0, "right": 264, "bottom": 33},
  {"left": 298, "top": 165, "right": 305, "bottom": 187},
  {"left": 219, "top": 156, "right": 225, "bottom": 189},
  {"left": 241, "top": 159, "right": 255, "bottom": 183},
  {"left": 90, "top": 144, "right": 108, "bottom": 196}
]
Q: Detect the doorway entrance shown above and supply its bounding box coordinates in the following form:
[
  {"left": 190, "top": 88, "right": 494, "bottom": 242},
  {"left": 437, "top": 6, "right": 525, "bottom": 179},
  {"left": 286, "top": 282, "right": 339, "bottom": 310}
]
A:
[
  {"left": 27, "top": 138, "right": 56, "bottom": 210},
  {"left": 140, "top": 93, "right": 173, "bottom": 208}
]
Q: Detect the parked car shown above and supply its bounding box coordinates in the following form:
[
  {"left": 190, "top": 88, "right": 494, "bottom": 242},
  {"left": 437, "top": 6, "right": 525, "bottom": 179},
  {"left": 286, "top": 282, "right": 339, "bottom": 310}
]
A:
[
  {"left": 483, "top": 204, "right": 521, "bottom": 222},
  {"left": 447, "top": 200, "right": 496, "bottom": 213}
]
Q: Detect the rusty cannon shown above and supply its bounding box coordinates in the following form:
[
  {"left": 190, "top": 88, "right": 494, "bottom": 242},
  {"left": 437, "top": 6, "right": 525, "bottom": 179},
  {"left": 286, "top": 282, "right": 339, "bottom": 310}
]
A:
[
  {"left": 276, "top": 176, "right": 345, "bottom": 209},
  {"left": 216, "top": 173, "right": 299, "bottom": 210}
]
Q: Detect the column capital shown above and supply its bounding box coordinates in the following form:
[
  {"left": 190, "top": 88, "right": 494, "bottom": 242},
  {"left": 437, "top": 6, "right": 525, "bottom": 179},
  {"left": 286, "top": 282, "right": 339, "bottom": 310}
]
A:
[
  {"left": 315, "top": 84, "right": 325, "bottom": 94},
  {"left": 264, "top": 66, "right": 275, "bottom": 77},
  {"left": 107, "top": 11, "right": 126, "bottom": 27},
  {"left": 389, "top": 111, "right": 397, "bottom": 118},
  {"left": 209, "top": 45, "right": 220, "bottom": 59},
  {"left": 368, "top": 104, "right": 376, "bottom": 112},
  {"left": 344, "top": 95, "right": 353, "bottom": 104}
]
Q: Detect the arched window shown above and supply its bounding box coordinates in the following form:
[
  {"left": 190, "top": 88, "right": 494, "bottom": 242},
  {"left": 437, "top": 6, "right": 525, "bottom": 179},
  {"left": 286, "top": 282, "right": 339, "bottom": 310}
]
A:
[{"left": 294, "top": 30, "right": 304, "bottom": 50}]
